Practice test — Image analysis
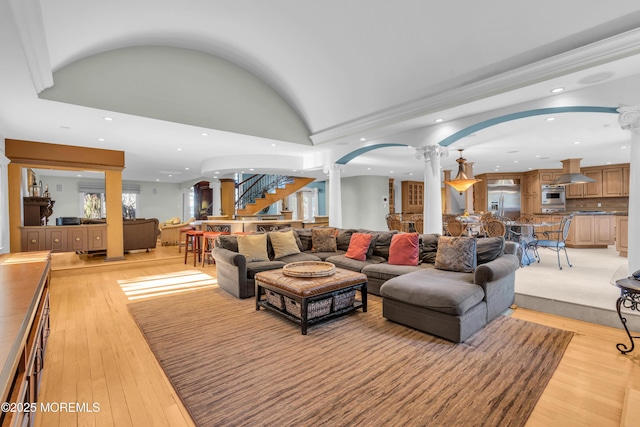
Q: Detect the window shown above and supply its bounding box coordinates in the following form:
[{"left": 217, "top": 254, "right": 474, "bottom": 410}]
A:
[{"left": 78, "top": 181, "right": 140, "bottom": 218}]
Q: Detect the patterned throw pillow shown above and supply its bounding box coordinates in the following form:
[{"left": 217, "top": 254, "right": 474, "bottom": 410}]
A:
[
  {"left": 388, "top": 233, "right": 419, "bottom": 266},
  {"left": 311, "top": 228, "right": 337, "bottom": 253},
  {"left": 435, "top": 236, "right": 477, "bottom": 273},
  {"left": 269, "top": 230, "right": 301, "bottom": 259},
  {"left": 345, "top": 233, "right": 373, "bottom": 261},
  {"left": 237, "top": 234, "right": 269, "bottom": 262}
]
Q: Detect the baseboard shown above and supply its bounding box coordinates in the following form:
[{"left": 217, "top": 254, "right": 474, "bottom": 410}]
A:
[{"left": 514, "top": 292, "right": 640, "bottom": 331}]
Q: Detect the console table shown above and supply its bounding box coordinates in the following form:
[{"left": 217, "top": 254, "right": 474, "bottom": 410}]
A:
[
  {"left": 613, "top": 277, "right": 640, "bottom": 354},
  {"left": 0, "top": 251, "right": 51, "bottom": 427}
]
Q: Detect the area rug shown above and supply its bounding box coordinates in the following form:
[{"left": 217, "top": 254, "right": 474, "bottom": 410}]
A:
[{"left": 128, "top": 288, "right": 573, "bottom": 427}]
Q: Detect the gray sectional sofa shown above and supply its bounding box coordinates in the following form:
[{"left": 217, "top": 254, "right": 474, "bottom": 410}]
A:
[{"left": 212, "top": 228, "right": 519, "bottom": 342}]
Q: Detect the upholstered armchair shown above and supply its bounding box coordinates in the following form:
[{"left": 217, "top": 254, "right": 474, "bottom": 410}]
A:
[{"left": 159, "top": 217, "right": 195, "bottom": 245}]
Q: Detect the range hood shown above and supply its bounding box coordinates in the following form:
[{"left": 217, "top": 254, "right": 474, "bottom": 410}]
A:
[{"left": 552, "top": 158, "right": 596, "bottom": 185}]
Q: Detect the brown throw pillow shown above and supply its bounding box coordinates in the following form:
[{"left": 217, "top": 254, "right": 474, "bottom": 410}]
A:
[
  {"left": 311, "top": 228, "right": 337, "bottom": 253},
  {"left": 435, "top": 236, "right": 477, "bottom": 273}
]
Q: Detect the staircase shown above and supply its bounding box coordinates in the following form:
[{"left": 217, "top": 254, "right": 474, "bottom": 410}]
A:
[{"left": 236, "top": 175, "right": 315, "bottom": 216}]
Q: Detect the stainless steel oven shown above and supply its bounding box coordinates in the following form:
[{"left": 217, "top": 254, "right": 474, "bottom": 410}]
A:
[{"left": 541, "top": 185, "right": 566, "bottom": 212}]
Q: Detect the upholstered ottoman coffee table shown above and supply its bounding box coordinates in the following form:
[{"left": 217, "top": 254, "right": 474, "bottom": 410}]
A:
[{"left": 255, "top": 267, "right": 367, "bottom": 335}]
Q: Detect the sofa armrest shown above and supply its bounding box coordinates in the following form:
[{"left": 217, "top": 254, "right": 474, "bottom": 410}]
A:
[
  {"left": 474, "top": 253, "right": 519, "bottom": 286},
  {"left": 213, "top": 247, "right": 246, "bottom": 269},
  {"left": 212, "top": 247, "right": 252, "bottom": 298}
]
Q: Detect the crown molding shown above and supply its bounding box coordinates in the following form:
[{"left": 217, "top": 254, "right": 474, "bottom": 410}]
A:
[
  {"left": 310, "top": 27, "right": 640, "bottom": 145},
  {"left": 8, "top": 0, "right": 53, "bottom": 93}
]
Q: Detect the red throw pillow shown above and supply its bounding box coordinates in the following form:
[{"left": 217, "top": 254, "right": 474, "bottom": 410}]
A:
[
  {"left": 388, "top": 233, "right": 419, "bottom": 266},
  {"left": 345, "top": 233, "right": 373, "bottom": 261}
]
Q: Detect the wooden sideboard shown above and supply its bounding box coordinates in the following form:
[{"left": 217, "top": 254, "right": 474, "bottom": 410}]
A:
[
  {"left": 0, "top": 251, "right": 51, "bottom": 427},
  {"left": 20, "top": 225, "right": 107, "bottom": 253}
]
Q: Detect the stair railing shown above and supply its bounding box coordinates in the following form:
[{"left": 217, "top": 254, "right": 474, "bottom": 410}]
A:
[{"left": 236, "top": 174, "right": 294, "bottom": 210}]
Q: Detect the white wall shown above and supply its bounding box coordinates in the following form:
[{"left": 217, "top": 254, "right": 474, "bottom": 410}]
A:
[
  {"left": 341, "top": 176, "right": 388, "bottom": 231},
  {"left": 39, "top": 175, "right": 184, "bottom": 221}
]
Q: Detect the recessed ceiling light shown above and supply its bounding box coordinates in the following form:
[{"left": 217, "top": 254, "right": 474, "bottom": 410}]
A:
[
  {"left": 620, "top": 146, "right": 627, "bottom": 149},
  {"left": 360, "top": 138, "right": 366, "bottom": 141},
  {"left": 535, "top": 154, "right": 541, "bottom": 158},
  {"left": 249, "top": 168, "right": 255, "bottom": 171},
  {"left": 409, "top": 173, "right": 413, "bottom": 176},
  {"left": 513, "top": 160, "right": 518, "bottom": 163},
  {"left": 271, "top": 143, "right": 277, "bottom": 147},
  {"left": 367, "top": 167, "right": 371, "bottom": 170},
  {"left": 168, "top": 174, "right": 172, "bottom": 177},
  {"left": 60, "top": 125, "right": 71, "bottom": 130},
  {"left": 434, "top": 118, "right": 444, "bottom": 123},
  {"left": 103, "top": 117, "right": 114, "bottom": 121},
  {"left": 292, "top": 169, "right": 297, "bottom": 172},
  {"left": 185, "top": 167, "right": 190, "bottom": 170},
  {"left": 201, "top": 132, "right": 208, "bottom": 136},
  {"left": 177, "top": 148, "right": 182, "bottom": 151},
  {"left": 214, "top": 171, "right": 219, "bottom": 174},
  {"left": 77, "top": 174, "right": 82, "bottom": 177},
  {"left": 573, "top": 141, "right": 581, "bottom": 145},
  {"left": 550, "top": 87, "right": 564, "bottom": 93},
  {"left": 156, "top": 179, "right": 160, "bottom": 182},
  {"left": 390, "top": 171, "right": 394, "bottom": 174},
  {"left": 606, "top": 161, "right": 612, "bottom": 164},
  {"left": 546, "top": 117, "right": 555, "bottom": 121},
  {"left": 495, "top": 165, "right": 501, "bottom": 168},
  {"left": 97, "top": 138, "right": 105, "bottom": 142}
]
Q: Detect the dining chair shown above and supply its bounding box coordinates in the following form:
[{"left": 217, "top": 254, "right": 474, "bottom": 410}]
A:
[
  {"left": 531, "top": 214, "right": 574, "bottom": 270},
  {"left": 484, "top": 219, "right": 506, "bottom": 238},
  {"left": 446, "top": 218, "right": 465, "bottom": 237}
]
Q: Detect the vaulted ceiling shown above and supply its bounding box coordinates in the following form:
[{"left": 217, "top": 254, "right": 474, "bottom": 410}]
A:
[{"left": 2, "top": 0, "right": 640, "bottom": 183}]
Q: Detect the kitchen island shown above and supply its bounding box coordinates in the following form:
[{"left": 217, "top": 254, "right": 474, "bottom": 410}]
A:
[{"left": 533, "top": 211, "right": 627, "bottom": 249}]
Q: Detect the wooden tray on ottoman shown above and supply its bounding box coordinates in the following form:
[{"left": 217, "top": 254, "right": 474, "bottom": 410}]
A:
[
  {"left": 255, "top": 267, "right": 367, "bottom": 335},
  {"left": 282, "top": 261, "right": 336, "bottom": 277}
]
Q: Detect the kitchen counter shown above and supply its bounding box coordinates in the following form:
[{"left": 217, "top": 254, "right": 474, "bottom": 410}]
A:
[{"left": 534, "top": 211, "right": 627, "bottom": 216}]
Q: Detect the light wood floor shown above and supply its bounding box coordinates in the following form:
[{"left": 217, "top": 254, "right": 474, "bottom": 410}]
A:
[{"left": 36, "top": 246, "right": 640, "bottom": 427}]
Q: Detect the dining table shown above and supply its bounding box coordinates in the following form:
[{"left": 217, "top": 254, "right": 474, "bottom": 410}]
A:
[{"left": 504, "top": 221, "right": 560, "bottom": 266}]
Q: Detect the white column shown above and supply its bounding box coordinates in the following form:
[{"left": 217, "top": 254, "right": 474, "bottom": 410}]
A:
[
  {"left": 210, "top": 179, "right": 221, "bottom": 216},
  {"left": 325, "top": 164, "right": 343, "bottom": 228},
  {"left": 618, "top": 105, "right": 640, "bottom": 273},
  {"left": 416, "top": 144, "right": 448, "bottom": 234}
]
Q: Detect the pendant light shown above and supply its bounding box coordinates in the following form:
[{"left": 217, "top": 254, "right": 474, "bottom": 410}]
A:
[{"left": 444, "top": 149, "right": 481, "bottom": 194}]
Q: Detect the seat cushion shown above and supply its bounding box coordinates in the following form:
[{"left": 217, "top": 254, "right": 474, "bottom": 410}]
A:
[
  {"left": 380, "top": 270, "right": 481, "bottom": 316},
  {"left": 246, "top": 261, "right": 286, "bottom": 279},
  {"left": 362, "top": 262, "right": 433, "bottom": 282},
  {"left": 275, "top": 252, "right": 322, "bottom": 263},
  {"left": 325, "top": 254, "right": 385, "bottom": 272}
]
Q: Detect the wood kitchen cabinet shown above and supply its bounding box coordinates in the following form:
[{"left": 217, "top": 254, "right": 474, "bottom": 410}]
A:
[
  {"left": 401, "top": 181, "right": 424, "bottom": 214},
  {"left": 565, "top": 164, "right": 629, "bottom": 199},
  {"left": 616, "top": 216, "right": 628, "bottom": 256},
  {"left": 565, "top": 214, "right": 614, "bottom": 248}
]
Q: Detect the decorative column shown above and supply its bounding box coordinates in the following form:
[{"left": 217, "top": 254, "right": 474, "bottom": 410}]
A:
[
  {"left": 219, "top": 179, "right": 235, "bottom": 220},
  {"left": 325, "top": 164, "right": 344, "bottom": 228},
  {"left": 618, "top": 105, "right": 640, "bottom": 273},
  {"left": 464, "top": 161, "right": 476, "bottom": 213},
  {"left": 442, "top": 170, "right": 452, "bottom": 214},
  {"left": 415, "top": 144, "right": 448, "bottom": 234},
  {"left": 210, "top": 179, "right": 222, "bottom": 217}
]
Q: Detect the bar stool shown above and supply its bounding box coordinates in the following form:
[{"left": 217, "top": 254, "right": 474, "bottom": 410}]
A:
[
  {"left": 178, "top": 226, "right": 195, "bottom": 253},
  {"left": 202, "top": 231, "right": 229, "bottom": 266},
  {"left": 184, "top": 230, "right": 204, "bottom": 266}
]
